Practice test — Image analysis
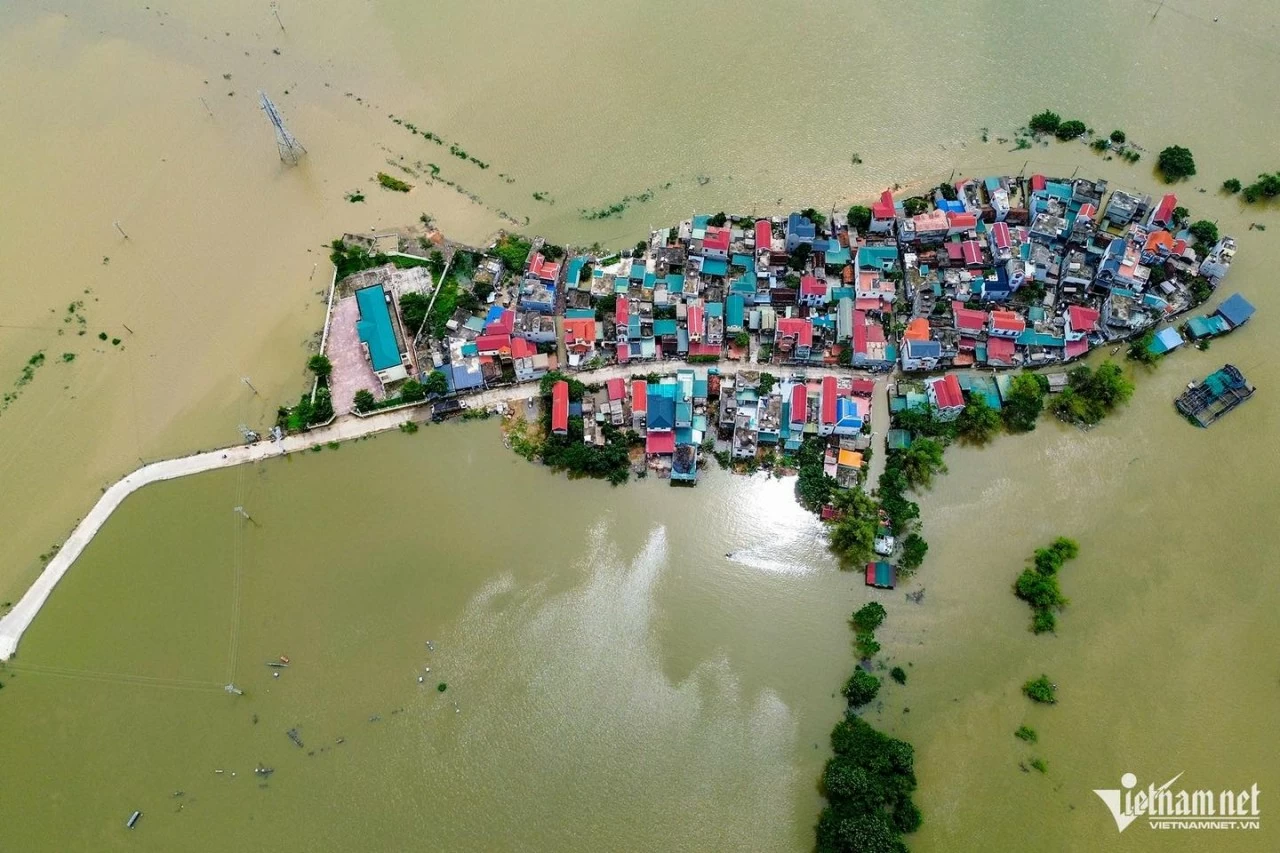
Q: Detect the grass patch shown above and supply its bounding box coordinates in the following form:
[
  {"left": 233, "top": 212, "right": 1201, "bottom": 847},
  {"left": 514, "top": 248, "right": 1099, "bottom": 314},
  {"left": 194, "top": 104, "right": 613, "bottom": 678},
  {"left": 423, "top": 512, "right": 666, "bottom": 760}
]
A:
[
  {"left": 1014, "top": 725, "right": 1038, "bottom": 743},
  {"left": 376, "top": 172, "right": 412, "bottom": 192}
]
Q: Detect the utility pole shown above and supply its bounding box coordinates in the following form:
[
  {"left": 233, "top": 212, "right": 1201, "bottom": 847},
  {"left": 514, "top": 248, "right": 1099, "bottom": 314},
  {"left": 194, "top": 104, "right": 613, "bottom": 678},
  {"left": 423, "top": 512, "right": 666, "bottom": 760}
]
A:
[
  {"left": 271, "top": 2, "right": 286, "bottom": 31},
  {"left": 233, "top": 506, "right": 259, "bottom": 526},
  {"left": 259, "top": 91, "right": 306, "bottom": 165},
  {"left": 200, "top": 97, "right": 214, "bottom": 117},
  {"left": 241, "top": 376, "right": 259, "bottom": 395},
  {"left": 114, "top": 221, "right": 130, "bottom": 240}
]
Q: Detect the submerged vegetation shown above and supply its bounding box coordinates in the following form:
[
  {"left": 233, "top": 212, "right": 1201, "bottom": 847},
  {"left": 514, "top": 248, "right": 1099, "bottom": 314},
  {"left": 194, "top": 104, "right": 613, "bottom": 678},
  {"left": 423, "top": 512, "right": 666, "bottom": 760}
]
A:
[
  {"left": 1049, "top": 362, "right": 1134, "bottom": 426},
  {"left": 1157, "top": 145, "right": 1196, "bottom": 181},
  {"left": 817, "top": 603, "right": 921, "bottom": 853},
  {"left": 376, "top": 172, "right": 413, "bottom": 192},
  {"left": 1013, "top": 537, "right": 1080, "bottom": 634},
  {"left": 1022, "top": 675, "right": 1058, "bottom": 705}
]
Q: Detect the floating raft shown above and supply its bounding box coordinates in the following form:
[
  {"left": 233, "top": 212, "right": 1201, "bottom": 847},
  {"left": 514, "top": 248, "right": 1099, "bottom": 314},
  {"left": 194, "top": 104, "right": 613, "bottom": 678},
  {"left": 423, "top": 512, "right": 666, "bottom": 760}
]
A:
[{"left": 1175, "top": 364, "right": 1255, "bottom": 427}]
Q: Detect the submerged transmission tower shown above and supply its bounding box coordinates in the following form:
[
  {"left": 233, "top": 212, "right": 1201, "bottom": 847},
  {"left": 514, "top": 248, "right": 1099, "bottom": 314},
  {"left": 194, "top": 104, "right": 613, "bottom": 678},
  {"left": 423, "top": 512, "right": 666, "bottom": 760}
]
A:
[{"left": 259, "top": 91, "right": 306, "bottom": 165}]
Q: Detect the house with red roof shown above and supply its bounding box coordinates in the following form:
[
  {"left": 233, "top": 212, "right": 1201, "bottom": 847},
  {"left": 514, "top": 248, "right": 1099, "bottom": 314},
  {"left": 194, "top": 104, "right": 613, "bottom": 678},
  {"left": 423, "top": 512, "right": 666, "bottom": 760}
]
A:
[
  {"left": 953, "top": 302, "right": 987, "bottom": 335},
  {"left": 961, "top": 240, "right": 984, "bottom": 267},
  {"left": 946, "top": 211, "right": 978, "bottom": 235},
  {"left": 1146, "top": 193, "right": 1177, "bottom": 229},
  {"left": 789, "top": 384, "right": 808, "bottom": 432},
  {"left": 754, "top": 220, "right": 776, "bottom": 275},
  {"left": 686, "top": 302, "right": 704, "bottom": 343},
  {"left": 774, "top": 316, "right": 813, "bottom": 361},
  {"left": 986, "top": 336, "right": 1016, "bottom": 366},
  {"left": 630, "top": 381, "right": 648, "bottom": 431},
  {"left": 562, "top": 317, "right": 597, "bottom": 367},
  {"left": 551, "top": 380, "right": 569, "bottom": 435},
  {"left": 817, "top": 375, "right": 838, "bottom": 435},
  {"left": 701, "top": 226, "right": 731, "bottom": 260},
  {"left": 989, "top": 310, "right": 1025, "bottom": 338},
  {"left": 484, "top": 308, "right": 515, "bottom": 337},
  {"left": 511, "top": 336, "right": 549, "bottom": 382},
  {"left": 925, "top": 374, "right": 965, "bottom": 421},
  {"left": 606, "top": 377, "right": 625, "bottom": 402},
  {"left": 990, "top": 221, "right": 1013, "bottom": 260},
  {"left": 527, "top": 253, "right": 560, "bottom": 283},
  {"left": 1065, "top": 305, "right": 1101, "bottom": 341},
  {"left": 799, "top": 274, "right": 829, "bottom": 307},
  {"left": 901, "top": 208, "right": 949, "bottom": 245},
  {"left": 869, "top": 190, "right": 896, "bottom": 234},
  {"left": 475, "top": 334, "right": 513, "bottom": 359},
  {"left": 850, "top": 378, "right": 876, "bottom": 397}
]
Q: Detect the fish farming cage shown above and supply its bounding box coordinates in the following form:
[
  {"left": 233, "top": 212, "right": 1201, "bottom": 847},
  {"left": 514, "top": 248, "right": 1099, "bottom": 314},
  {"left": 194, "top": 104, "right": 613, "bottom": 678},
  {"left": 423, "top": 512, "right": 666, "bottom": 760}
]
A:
[{"left": 1175, "top": 364, "right": 1254, "bottom": 426}]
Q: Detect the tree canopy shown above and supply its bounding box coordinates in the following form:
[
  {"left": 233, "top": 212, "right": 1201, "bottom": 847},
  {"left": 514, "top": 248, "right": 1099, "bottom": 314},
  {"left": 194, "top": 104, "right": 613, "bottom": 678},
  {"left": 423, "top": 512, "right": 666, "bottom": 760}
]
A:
[
  {"left": 955, "top": 395, "right": 1001, "bottom": 445},
  {"left": 843, "top": 670, "right": 881, "bottom": 707},
  {"left": 307, "top": 354, "right": 332, "bottom": 379},
  {"left": 1028, "top": 110, "right": 1061, "bottom": 134},
  {"left": 1188, "top": 220, "right": 1219, "bottom": 246},
  {"left": 1051, "top": 362, "right": 1134, "bottom": 426},
  {"left": 847, "top": 205, "right": 872, "bottom": 233},
  {"left": 1054, "top": 120, "right": 1086, "bottom": 141},
  {"left": 1002, "top": 373, "right": 1046, "bottom": 432},
  {"left": 816, "top": 715, "right": 921, "bottom": 853},
  {"left": 423, "top": 369, "right": 449, "bottom": 396},
  {"left": 1157, "top": 146, "right": 1197, "bottom": 181}
]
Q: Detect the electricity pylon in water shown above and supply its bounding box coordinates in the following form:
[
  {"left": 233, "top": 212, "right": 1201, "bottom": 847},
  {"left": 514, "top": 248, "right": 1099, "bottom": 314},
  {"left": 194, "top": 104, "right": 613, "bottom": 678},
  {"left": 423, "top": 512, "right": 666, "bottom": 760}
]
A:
[{"left": 259, "top": 91, "right": 306, "bottom": 165}]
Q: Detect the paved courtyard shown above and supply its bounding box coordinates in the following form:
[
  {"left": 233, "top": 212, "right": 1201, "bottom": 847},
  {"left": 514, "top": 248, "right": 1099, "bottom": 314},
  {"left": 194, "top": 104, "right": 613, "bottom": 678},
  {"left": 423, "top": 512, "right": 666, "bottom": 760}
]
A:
[{"left": 326, "top": 296, "right": 382, "bottom": 414}]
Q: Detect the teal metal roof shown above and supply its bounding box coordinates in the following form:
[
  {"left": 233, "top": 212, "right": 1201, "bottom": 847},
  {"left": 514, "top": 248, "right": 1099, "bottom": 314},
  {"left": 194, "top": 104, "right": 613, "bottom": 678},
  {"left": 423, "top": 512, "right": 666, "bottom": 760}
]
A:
[
  {"left": 1017, "top": 330, "right": 1064, "bottom": 347},
  {"left": 705, "top": 301, "right": 724, "bottom": 318},
  {"left": 732, "top": 253, "right": 754, "bottom": 269},
  {"left": 666, "top": 273, "right": 686, "bottom": 293},
  {"left": 355, "top": 286, "right": 401, "bottom": 371},
  {"left": 726, "top": 295, "right": 745, "bottom": 329},
  {"left": 653, "top": 318, "right": 678, "bottom": 336},
  {"left": 565, "top": 308, "right": 594, "bottom": 319},
  {"left": 824, "top": 246, "right": 851, "bottom": 266},
  {"left": 702, "top": 258, "right": 728, "bottom": 277}
]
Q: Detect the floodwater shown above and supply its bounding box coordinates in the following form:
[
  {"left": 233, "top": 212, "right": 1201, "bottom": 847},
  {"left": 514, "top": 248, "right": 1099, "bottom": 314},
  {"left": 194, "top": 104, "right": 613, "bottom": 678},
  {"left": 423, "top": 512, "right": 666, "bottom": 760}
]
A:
[{"left": 1, "top": 0, "right": 1278, "bottom": 849}]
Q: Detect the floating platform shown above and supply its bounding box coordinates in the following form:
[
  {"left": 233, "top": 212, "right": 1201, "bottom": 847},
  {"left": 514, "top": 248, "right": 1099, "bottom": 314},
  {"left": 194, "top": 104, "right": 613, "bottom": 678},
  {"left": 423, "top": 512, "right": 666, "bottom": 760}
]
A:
[{"left": 1175, "top": 364, "right": 1255, "bottom": 427}]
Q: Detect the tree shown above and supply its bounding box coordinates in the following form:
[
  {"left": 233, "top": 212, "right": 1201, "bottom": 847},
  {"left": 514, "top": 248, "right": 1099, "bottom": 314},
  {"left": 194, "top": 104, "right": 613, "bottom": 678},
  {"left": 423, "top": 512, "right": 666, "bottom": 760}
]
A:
[
  {"left": 935, "top": 182, "right": 958, "bottom": 202},
  {"left": 1002, "top": 373, "right": 1045, "bottom": 432},
  {"left": 733, "top": 330, "right": 749, "bottom": 348},
  {"left": 1054, "top": 120, "right": 1086, "bottom": 141},
  {"left": 901, "top": 197, "right": 928, "bottom": 217},
  {"left": 1157, "top": 145, "right": 1197, "bottom": 181},
  {"left": 307, "top": 354, "right": 332, "bottom": 379},
  {"left": 1109, "top": 129, "right": 1126, "bottom": 144},
  {"left": 491, "top": 234, "right": 532, "bottom": 271},
  {"left": 353, "top": 389, "right": 376, "bottom": 412},
  {"left": 758, "top": 372, "right": 777, "bottom": 395},
  {"left": 1127, "top": 330, "right": 1160, "bottom": 365},
  {"left": 900, "top": 533, "right": 929, "bottom": 570},
  {"left": 1222, "top": 178, "right": 1242, "bottom": 194},
  {"left": 843, "top": 669, "right": 881, "bottom": 707},
  {"left": 788, "top": 243, "right": 812, "bottom": 271},
  {"left": 851, "top": 602, "right": 887, "bottom": 633},
  {"left": 890, "top": 667, "right": 907, "bottom": 685},
  {"left": 1188, "top": 220, "right": 1219, "bottom": 245},
  {"left": 1172, "top": 205, "right": 1189, "bottom": 223},
  {"left": 399, "top": 378, "right": 427, "bottom": 402},
  {"left": 896, "top": 438, "right": 947, "bottom": 489},
  {"left": 1022, "top": 675, "right": 1057, "bottom": 704},
  {"left": 707, "top": 211, "right": 728, "bottom": 227},
  {"left": 818, "top": 714, "right": 920, "bottom": 852},
  {"left": 310, "top": 386, "right": 334, "bottom": 424},
  {"left": 955, "top": 395, "right": 1002, "bottom": 445},
  {"left": 1051, "top": 362, "right": 1133, "bottom": 425},
  {"left": 847, "top": 205, "right": 872, "bottom": 233},
  {"left": 423, "top": 369, "right": 448, "bottom": 397},
  {"left": 1028, "top": 110, "right": 1061, "bottom": 135},
  {"left": 799, "top": 207, "right": 827, "bottom": 227},
  {"left": 829, "top": 488, "right": 879, "bottom": 565},
  {"left": 400, "top": 292, "right": 432, "bottom": 333}
]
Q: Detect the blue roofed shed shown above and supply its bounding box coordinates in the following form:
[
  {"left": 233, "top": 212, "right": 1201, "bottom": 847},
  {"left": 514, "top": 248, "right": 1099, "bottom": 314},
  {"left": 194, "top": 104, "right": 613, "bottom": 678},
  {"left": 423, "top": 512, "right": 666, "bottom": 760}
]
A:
[
  {"left": 1215, "top": 293, "right": 1256, "bottom": 329},
  {"left": 355, "top": 286, "right": 402, "bottom": 371}
]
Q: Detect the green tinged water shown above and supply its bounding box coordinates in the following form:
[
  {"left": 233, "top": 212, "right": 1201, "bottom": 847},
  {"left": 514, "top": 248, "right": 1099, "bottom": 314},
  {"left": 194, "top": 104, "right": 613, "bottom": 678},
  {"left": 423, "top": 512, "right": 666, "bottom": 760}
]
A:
[{"left": 2, "top": 0, "right": 1279, "bottom": 849}]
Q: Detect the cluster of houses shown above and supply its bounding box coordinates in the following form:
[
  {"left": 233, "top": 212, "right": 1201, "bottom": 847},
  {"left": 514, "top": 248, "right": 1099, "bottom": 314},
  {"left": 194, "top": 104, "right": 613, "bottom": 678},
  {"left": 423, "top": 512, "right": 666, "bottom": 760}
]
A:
[
  {"left": 408, "top": 173, "right": 1239, "bottom": 400},
  {"left": 548, "top": 368, "right": 875, "bottom": 485}
]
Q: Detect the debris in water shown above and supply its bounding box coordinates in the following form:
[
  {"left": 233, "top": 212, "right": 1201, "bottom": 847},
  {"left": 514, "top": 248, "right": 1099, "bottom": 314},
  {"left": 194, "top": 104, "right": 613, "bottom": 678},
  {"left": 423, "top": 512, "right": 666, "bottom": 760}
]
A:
[
  {"left": 126, "top": 810, "right": 142, "bottom": 829},
  {"left": 255, "top": 766, "right": 274, "bottom": 778},
  {"left": 286, "top": 728, "right": 304, "bottom": 748},
  {"left": 368, "top": 714, "right": 381, "bottom": 723},
  {"left": 335, "top": 737, "right": 345, "bottom": 745}
]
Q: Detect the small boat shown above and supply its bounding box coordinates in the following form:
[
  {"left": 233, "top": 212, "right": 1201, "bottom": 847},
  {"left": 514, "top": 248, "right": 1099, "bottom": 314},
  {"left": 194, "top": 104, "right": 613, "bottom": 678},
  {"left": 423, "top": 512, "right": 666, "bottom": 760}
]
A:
[
  {"left": 286, "top": 728, "right": 304, "bottom": 748},
  {"left": 126, "top": 811, "right": 142, "bottom": 829},
  {"left": 279, "top": 655, "right": 291, "bottom": 665},
  {"left": 265, "top": 661, "right": 289, "bottom": 668}
]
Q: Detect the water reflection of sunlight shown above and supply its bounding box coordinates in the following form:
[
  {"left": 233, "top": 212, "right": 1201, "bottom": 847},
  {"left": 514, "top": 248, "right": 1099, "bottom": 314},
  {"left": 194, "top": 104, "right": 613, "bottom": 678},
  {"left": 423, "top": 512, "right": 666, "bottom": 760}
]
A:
[{"left": 724, "top": 474, "right": 828, "bottom": 576}]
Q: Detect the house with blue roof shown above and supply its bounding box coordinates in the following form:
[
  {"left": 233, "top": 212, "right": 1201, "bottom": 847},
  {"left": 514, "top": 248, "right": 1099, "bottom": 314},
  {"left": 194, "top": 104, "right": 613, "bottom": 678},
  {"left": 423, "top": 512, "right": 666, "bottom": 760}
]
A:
[
  {"left": 355, "top": 285, "right": 409, "bottom": 384},
  {"left": 785, "top": 213, "right": 817, "bottom": 252},
  {"left": 1215, "top": 293, "right": 1255, "bottom": 329},
  {"left": 1149, "top": 327, "right": 1184, "bottom": 355},
  {"left": 901, "top": 338, "right": 942, "bottom": 371}
]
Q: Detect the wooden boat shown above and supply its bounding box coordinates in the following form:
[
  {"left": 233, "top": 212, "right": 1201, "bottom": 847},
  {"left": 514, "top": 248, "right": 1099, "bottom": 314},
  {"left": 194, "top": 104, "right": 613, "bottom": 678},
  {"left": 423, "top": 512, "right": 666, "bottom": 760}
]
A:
[{"left": 126, "top": 811, "right": 141, "bottom": 829}]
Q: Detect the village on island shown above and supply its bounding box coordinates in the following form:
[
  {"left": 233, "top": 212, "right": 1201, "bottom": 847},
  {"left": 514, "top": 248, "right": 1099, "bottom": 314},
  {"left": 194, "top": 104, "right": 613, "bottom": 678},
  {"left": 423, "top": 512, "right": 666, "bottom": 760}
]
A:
[{"left": 299, "top": 171, "right": 1255, "bottom": 587}]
